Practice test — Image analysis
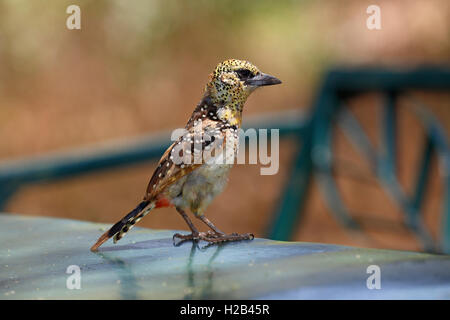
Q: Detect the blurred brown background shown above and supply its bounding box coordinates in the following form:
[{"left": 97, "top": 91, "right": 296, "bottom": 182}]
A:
[{"left": 0, "top": 0, "right": 449, "bottom": 252}]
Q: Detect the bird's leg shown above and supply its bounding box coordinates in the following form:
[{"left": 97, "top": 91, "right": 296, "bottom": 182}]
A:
[
  {"left": 173, "top": 207, "right": 200, "bottom": 241},
  {"left": 177, "top": 208, "right": 198, "bottom": 234},
  {"left": 173, "top": 208, "right": 217, "bottom": 244},
  {"left": 196, "top": 214, "right": 254, "bottom": 243},
  {"left": 197, "top": 215, "right": 225, "bottom": 235}
]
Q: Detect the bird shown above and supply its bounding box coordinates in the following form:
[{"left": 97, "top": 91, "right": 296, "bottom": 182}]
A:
[{"left": 90, "top": 59, "right": 281, "bottom": 252}]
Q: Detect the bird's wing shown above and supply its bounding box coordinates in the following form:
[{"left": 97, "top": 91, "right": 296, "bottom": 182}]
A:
[{"left": 144, "top": 117, "right": 237, "bottom": 200}]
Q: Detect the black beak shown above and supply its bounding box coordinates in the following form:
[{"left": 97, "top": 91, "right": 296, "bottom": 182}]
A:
[{"left": 246, "top": 73, "right": 282, "bottom": 87}]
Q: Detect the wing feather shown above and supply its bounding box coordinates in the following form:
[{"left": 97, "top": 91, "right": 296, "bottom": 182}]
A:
[{"left": 144, "top": 114, "right": 235, "bottom": 200}]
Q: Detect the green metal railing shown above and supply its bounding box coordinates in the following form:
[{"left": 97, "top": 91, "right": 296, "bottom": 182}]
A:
[
  {"left": 1, "top": 67, "right": 449, "bottom": 253},
  {"left": 268, "top": 67, "right": 450, "bottom": 253}
]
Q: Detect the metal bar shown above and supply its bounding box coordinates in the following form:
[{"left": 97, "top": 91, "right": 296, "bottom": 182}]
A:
[
  {"left": 0, "top": 182, "right": 20, "bottom": 211},
  {"left": 267, "top": 130, "right": 313, "bottom": 240},
  {"left": 374, "top": 92, "right": 437, "bottom": 251},
  {"left": 325, "top": 67, "right": 450, "bottom": 92},
  {"left": 407, "top": 96, "right": 450, "bottom": 253},
  {"left": 0, "top": 133, "right": 172, "bottom": 185},
  {"left": 378, "top": 174, "right": 437, "bottom": 251},
  {"left": 312, "top": 91, "right": 361, "bottom": 231},
  {"left": 314, "top": 118, "right": 360, "bottom": 230},
  {"left": 337, "top": 106, "right": 378, "bottom": 169},
  {"left": 412, "top": 136, "right": 434, "bottom": 213}
]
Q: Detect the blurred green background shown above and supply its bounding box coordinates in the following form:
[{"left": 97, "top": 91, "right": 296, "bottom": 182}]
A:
[{"left": 0, "top": 0, "right": 449, "bottom": 251}]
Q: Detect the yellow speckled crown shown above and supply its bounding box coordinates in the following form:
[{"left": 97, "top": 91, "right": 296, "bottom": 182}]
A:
[
  {"left": 205, "top": 59, "right": 260, "bottom": 114},
  {"left": 212, "top": 59, "right": 260, "bottom": 80}
]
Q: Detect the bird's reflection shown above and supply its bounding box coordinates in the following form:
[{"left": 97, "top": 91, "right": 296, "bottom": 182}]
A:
[
  {"left": 93, "top": 238, "right": 232, "bottom": 299},
  {"left": 182, "top": 240, "right": 226, "bottom": 299}
]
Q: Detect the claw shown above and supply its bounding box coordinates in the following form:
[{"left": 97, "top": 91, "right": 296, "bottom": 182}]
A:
[
  {"left": 172, "top": 231, "right": 254, "bottom": 246},
  {"left": 173, "top": 232, "right": 198, "bottom": 246}
]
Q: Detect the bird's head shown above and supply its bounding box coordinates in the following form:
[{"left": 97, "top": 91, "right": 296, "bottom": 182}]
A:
[{"left": 205, "top": 59, "right": 281, "bottom": 111}]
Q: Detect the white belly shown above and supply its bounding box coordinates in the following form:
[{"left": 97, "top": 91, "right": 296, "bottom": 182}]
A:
[{"left": 170, "top": 162, "right": 232, "bottom": 215}]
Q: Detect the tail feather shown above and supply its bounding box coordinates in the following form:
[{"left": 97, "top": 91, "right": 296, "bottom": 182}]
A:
[{"left": 90, "top": 200, "right": 153, "bottom": 252}]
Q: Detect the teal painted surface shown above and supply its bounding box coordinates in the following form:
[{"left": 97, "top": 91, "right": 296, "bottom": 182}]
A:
[{"left": 1, "top": 215, "right": 450, "bottom": 299}]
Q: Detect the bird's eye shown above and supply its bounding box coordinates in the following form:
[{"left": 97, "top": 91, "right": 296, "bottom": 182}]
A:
[{"left": 236, "top": 69, "right": 253, "bottom": 80}]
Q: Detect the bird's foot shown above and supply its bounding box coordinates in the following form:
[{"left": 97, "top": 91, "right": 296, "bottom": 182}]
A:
[
  {"left": 172, "top": 231, "right": 254, "bottom": 246},
  {"left": 172, "top": 231, "right": 215, "bottom": 245},
  {"left": 212, "top": 232, "right": 255, "bottom": 243}
]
